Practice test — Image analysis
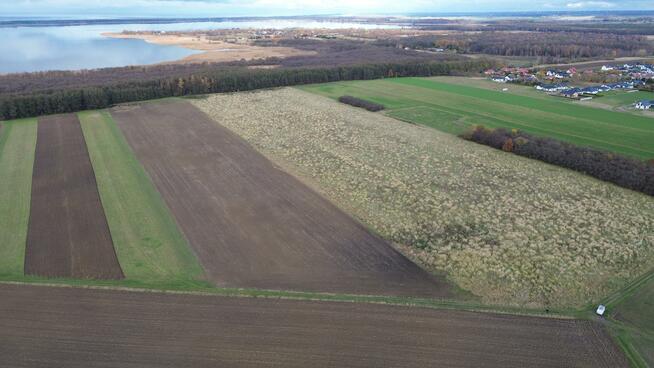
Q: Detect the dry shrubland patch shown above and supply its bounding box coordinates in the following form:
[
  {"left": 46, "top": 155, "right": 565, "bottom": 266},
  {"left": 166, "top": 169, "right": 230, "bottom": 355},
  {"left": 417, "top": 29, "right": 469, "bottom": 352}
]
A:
[{"left": 194, "top": 88, "right": 654, "bottom": 308}]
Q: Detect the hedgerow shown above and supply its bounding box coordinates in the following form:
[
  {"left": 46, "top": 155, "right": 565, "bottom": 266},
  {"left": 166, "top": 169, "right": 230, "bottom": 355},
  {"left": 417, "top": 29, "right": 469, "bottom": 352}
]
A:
[
  {"left": 338, "top": 96, "right": 385, "bottom": 111},
  {"left": 462, "top": 125, "right": 654, "bottom": 196}
]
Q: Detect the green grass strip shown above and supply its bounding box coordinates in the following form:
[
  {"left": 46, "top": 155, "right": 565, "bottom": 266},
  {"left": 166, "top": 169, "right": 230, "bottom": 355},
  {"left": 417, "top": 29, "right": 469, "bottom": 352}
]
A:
[
  {"left": 78, "top": 111, "right": 207, "bottom": 285},
  {"left": 392, "top": 78, "right": 654, "bottom": 131},
  {"left": 0, "top": 119, "right": 37, "bottom": 277},
  {"left": 606, "top": 323, "right": 652, "bottom": 368}
]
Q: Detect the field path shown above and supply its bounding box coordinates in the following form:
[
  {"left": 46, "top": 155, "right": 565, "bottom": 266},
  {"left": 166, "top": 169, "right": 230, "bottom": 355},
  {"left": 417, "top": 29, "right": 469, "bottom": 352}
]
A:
[
  {"left": 0, "top": 283, "right": 627, "bottom": 368},
  {"left": 111, "top": 102, "right": 448, "bottom": 297},
  {"left": 24, "top": 114, "right": 123, "bottom": 279}
]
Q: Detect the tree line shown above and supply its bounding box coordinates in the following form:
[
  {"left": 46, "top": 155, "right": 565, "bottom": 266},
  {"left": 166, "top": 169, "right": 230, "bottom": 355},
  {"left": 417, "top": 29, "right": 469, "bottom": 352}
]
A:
[
  {"left": 0, "top": 60, "right": 495, "bottom": 120},
  {"left": 393, "top": 32, "right": 654, "bottom": 63},
  {"left": 418, "top": 20, "right": 654, "bottom": 35},
  {"left": 462, "top": 126, "right": 654, "bottom": 196}
]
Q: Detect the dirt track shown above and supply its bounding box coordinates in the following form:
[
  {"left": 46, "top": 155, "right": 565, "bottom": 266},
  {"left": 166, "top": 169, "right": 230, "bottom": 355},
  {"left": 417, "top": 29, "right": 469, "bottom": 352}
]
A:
[
  {"left": 24, "top": 114, "right": 123, "bottom": 279},
  {"left": 0, "top": 283, "right": 627, "bottom": 368},
  {"left": 111, "top": 102, "right": 448, "bottom": 297}
]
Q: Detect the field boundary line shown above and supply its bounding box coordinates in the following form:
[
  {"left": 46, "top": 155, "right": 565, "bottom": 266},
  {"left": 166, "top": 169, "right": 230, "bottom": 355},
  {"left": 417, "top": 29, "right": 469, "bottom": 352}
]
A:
[{"left": 0, "top": 280, "right": 577, "bottom": 320}]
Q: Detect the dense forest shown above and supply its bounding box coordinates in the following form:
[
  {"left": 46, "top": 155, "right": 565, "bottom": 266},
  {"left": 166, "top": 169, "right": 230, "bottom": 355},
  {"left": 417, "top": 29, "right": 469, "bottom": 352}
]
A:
[
  {"left": 393, "top": 32, "right": 654, "bottom": 63},
  {"left": 0, "top": 60, "right": 495, "bottom": 120},
  {"left": 463, "top": 126, "right": 654, "bottom": 196}
]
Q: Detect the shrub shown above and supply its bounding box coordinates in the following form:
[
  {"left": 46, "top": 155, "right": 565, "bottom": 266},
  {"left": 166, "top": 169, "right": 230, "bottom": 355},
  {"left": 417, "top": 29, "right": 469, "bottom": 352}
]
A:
[
  {"left": 338, "top": 95, "right": 385, "bottom": 112},
  {"left": 462, "top": 125, "right": 654, "bottom": 196},
  {"left": 502, "top": 138, "right": 514, "bottom": 152}
]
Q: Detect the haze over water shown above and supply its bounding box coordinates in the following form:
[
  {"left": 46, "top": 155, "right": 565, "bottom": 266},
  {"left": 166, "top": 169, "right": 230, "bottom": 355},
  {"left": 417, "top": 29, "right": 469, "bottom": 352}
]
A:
[{"left": 0, "top": 19, "right": 395, "bottom": 74}]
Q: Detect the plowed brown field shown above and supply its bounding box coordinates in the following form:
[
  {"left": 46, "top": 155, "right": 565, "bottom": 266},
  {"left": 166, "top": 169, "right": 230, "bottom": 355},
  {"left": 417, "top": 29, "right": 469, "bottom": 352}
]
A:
[
  {"left": 0, "top": 283, "right": 627, "bottom": 368},
  {"left": 111, "top": 102, "right": 448, "bottom": 297},
  {"left": 24, "top": 114, "right": 123, "bottom": 279}
]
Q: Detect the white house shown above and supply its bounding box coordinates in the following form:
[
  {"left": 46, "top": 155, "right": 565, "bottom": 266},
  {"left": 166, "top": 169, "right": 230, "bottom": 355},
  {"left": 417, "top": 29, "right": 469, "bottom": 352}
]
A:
[{"left": 634, "top": 100, "right": 654, "bottom": 110}]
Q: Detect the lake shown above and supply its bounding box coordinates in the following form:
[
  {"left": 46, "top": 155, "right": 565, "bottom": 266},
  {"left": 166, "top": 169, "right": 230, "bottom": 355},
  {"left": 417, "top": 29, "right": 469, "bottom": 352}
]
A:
[{"left": 0, "top": 20, "right": 397, "bottom": 74}]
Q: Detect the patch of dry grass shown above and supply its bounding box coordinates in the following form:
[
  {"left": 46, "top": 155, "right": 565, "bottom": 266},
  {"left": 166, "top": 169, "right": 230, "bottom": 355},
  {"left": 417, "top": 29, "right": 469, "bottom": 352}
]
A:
[{"left": 194, "top": 88, "right": 654, "bottom": 308}]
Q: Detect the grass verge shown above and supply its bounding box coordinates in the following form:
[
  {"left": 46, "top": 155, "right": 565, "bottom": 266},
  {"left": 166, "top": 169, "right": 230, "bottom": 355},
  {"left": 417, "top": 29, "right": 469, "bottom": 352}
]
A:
[
  {"left": 0, "top": 119, "right": 37, "bottom": 277},
  {"left": 602, "top": 270, "right": 654, "bottom": 367}
]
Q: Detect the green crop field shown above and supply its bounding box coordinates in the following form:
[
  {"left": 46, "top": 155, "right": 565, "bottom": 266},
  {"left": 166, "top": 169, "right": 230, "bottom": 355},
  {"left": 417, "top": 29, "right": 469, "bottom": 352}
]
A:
[
  {"left": 79, "top": 111, "right": 206, "bottom": 288},
  {"left": 300, "top": 77, "right": 654, "bottom": 159},
  {"left": 598, "top": 91, "right": 654, "bottom": 107},
  {"left": 0, "top": 119, "right": 36, "bottom": 277},
  {"left": 607, "top": 272, "right": 654, "bottom": 367}
]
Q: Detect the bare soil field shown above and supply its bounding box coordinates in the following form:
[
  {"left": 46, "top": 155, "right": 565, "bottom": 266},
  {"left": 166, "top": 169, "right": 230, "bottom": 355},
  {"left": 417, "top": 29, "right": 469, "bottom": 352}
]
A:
[
  {"left": 0, "top": 283, "right": 627, "bottom": 368},
  {"left": 24, "top": 114, "right": 123, "bottom": 279},
  {"left": 111, "top": 102, "right": 448, "bottom": 297}
]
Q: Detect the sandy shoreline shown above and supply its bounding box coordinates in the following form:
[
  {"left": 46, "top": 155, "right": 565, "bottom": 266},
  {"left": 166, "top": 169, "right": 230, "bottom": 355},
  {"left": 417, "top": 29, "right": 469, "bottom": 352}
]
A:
[{"left": 103, "top": 32, "right": 315, "bottom": 64}]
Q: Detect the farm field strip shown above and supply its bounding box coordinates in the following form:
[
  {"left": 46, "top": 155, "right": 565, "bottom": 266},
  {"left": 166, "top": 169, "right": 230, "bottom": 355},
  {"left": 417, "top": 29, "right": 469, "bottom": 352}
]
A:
[
  {"left": 300, "top": 78, "right": 654, "bottom": 158},
  {"left": 78, "top": 111, "right": 206, "bottom": 286},
  {"left": 24, "top": 114, "right": 123, "bottom": 280},
  {"left": 0, "top": 119, "right": 36, "bottom": 277},
  {"left": 427, "top": 76, "right": 654, "bottom": 109},
  {"left": 380, "top": 81, "right": 654, "bottom": 137},
  {"left": 380, "top": 81, "right": 651, "bottom": 150},
  {"left": 392, "top": 78, "right": 654, "bottom": 131},
  {"left": 111, "top": 102, "right": 449, "bottom": 297},
  {"left": 0, "top": 283, "right": 628, "bottom": 368},
  {"left": 427, "top": 77, "right": 558, "bottom": 100},
  {"left": 390, "top": 78, "right": 654, "bottom": 156},
  {"left": 309, "top": 81, "right": 637, "bottom": 146},
  {"left": 194, "top": 88, "right": 654, "bottom": 308},
  {"left": 596, "top": 91, "right": 654, "bottom": 107}
]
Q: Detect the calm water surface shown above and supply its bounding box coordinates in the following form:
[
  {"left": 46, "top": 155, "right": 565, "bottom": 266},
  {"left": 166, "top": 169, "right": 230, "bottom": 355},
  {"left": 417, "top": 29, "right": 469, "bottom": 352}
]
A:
[{"left": 0, "top": 20, "right": 396, "bottom": 74}]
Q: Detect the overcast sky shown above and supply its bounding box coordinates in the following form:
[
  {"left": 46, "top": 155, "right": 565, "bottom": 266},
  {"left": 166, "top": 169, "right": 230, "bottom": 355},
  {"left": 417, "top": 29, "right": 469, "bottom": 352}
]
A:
[{"left": 2, "top": 0, "right": 653, "bottom": 18}]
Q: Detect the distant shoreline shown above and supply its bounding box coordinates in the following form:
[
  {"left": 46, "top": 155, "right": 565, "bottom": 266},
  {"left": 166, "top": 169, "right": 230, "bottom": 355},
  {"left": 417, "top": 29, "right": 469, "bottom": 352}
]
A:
[
  {"left": 3, "top": 10, "right": 654, "bottom": 28},
  {"left": 103, "top": 32, "right": 316, "bottom": 65},
  {"left": 0, "top": 15, "right": 397, "bottom": 28}
]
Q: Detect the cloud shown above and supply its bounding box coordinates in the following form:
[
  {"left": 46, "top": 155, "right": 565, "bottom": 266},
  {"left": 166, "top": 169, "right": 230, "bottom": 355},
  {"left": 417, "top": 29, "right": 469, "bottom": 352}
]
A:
[
  {"left": 565, "top": 1, "right": 615, "bottom": 8},
  {"left": 0, "top": 0, "right": 651, "bottom": 17}
]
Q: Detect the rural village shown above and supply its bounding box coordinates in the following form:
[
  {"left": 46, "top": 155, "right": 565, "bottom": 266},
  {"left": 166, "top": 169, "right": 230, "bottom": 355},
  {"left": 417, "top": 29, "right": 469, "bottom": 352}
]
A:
[{"left": 486, "top": 63, "right": 654, "bottom": 108}]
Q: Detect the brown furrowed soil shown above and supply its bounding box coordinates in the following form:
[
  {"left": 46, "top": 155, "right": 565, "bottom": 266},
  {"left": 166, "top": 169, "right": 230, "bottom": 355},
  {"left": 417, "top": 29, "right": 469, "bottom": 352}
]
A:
[
  {"left": 111, "top": 102, "right": 448, "bottom": 297},
  {"left": 0, "top": 283, "right": 627, "bottom": 368},
  {"left": 24, "top": 114, "right": 123, "bottom": 279}
]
